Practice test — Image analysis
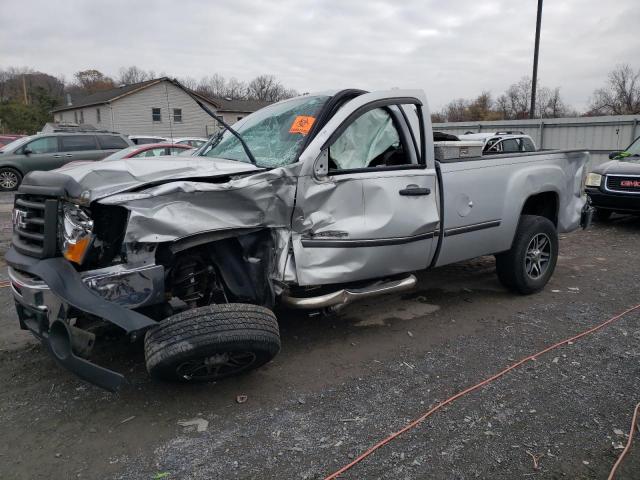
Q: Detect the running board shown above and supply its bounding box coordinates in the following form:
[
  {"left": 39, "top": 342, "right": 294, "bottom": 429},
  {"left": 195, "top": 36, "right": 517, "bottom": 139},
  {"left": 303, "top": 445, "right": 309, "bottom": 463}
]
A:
[{"left": 281, "top": 274, "right": 417, "bottom": 311}]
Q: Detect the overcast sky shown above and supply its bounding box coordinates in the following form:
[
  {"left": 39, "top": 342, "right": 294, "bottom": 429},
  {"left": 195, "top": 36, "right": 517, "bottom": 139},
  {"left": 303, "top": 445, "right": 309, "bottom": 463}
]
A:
[{"left": 1, "top": 0, "right": 638, "bottom": 111}]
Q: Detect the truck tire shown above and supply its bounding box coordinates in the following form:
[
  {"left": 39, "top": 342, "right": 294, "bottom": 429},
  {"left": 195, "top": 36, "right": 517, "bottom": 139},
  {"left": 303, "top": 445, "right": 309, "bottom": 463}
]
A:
[
  {"left": 0, "top": 167, "right": 22, "bottom": 191},
  {"left": 594, "top": 208, "right": 612, "bottom": 221},
  {"left": 144, "top": 303, "right": 280, "bottom": 382},
  {"left": 495, "top": 215, "right": 558, "bottom": 295}
]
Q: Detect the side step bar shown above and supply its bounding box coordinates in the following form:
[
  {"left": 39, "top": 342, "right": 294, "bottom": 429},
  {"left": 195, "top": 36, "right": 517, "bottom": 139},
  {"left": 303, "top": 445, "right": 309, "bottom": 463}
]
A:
[{"left": 281, "top": 274, "right": 417, "bottom": 311}]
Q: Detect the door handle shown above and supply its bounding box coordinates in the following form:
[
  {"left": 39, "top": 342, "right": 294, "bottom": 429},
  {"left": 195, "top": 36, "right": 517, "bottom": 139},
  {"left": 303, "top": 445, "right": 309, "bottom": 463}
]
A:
[
  {"left": 53, "top": 154, "right": 62, "bottom": 158},
  {"left": 399, "top": 184, "right": 431, "bottom": 196},
  {"left": 64, "top": 153, "right": 73, "bottom": 157}
]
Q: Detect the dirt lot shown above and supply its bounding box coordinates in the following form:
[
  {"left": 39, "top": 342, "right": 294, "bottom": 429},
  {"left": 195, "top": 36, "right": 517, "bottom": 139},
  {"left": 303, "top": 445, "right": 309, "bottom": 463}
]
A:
[{"left": 0, "top": 191, "right": 639, "bottom": 479}]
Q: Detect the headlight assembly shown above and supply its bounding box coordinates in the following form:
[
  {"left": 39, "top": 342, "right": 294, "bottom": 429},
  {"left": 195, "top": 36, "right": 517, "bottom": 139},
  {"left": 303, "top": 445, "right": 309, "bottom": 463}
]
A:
[
  {"left": 59, "top": 203, "right": 94, "bottom": 264},
  {"left": 585, "top": 173, "right": 602, "bottom": 188}
]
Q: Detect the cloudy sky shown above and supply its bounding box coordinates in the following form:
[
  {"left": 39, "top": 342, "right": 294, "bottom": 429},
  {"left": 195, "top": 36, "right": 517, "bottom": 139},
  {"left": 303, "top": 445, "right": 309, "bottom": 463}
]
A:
[{"left": 1, "top": 0, "right": 639, "bottom": 111}]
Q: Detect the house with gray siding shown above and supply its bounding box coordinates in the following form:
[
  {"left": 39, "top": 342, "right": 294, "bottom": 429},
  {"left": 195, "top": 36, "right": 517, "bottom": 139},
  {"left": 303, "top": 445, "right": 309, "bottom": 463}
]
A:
[{"left": 51, "top": 78, "right": 270, "bottom": 139}]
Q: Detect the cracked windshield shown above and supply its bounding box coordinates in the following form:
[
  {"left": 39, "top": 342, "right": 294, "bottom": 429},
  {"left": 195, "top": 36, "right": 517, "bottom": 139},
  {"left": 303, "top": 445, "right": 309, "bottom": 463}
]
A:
[{"left": 201, "top": 95, "right": 329, "bottom": 168}]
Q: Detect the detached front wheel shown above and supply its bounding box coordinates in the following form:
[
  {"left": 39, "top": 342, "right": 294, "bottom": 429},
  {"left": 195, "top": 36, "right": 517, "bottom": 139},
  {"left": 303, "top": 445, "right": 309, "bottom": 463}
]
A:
[
  {"left": 144, "top": 303, "right": 280, "bottom": 382},
  {"left": 495, "top": 215, "right": 558, "bottom": 294}
]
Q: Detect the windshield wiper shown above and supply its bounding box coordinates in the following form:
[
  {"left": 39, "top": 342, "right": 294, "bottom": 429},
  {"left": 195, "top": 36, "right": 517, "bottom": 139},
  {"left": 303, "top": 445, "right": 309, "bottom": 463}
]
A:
[{"left": 169, "top": 78, "right": 257, "bottom": 165}]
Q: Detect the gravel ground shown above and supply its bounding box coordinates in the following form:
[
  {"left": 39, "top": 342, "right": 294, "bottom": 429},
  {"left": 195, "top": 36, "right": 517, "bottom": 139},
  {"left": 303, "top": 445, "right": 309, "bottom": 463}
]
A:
[{"left": 0, "top": 191, "right": 639, "bottom": 479}]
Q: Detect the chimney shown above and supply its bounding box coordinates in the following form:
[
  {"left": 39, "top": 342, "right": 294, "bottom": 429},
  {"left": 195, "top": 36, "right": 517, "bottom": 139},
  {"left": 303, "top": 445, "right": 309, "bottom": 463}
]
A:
[{"left": 66, "top": 93, "right": 72, "bottom": 106}]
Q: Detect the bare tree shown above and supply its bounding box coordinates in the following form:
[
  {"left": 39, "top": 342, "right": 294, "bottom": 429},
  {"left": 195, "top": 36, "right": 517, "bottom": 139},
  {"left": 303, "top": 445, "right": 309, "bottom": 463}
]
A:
[
  {"left": 226, "top": 77, "right": 247, "bottom": 99},
  {"left": 247, "top": 74, "right": 297, "bottom": 102},
  {"left": 589, "top": 64, "right": 640, "bottom": 115},
  {"left": 117, "top": 66, "right": 152, "bottom": 85},
  {"left": 536, "top": 86, "right": 575, "bottom": 118},
  {"left": 199, "top": 73, "right": 228, "bottom": 98}
]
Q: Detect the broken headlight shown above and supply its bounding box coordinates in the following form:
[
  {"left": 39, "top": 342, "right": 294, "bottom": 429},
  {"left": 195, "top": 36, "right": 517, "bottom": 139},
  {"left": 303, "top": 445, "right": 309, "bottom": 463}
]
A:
[{"left": 59, "top": 203, "right": 94, "bottom": 264}]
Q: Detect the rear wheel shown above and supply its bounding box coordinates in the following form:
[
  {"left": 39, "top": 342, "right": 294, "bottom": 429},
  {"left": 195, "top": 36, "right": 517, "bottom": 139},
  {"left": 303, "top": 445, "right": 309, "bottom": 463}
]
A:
[
  {"left": 144, "top": 303, "right": 280, "bottom": 382},
  {"left": 0, "top": 168, "right": 22, "bottom": 191},
  {"left": 594, "top": 208, "right": 612, "bottom": 221},
  {"left": 495, "top": 215, "right": 558, "bottom": 294}
]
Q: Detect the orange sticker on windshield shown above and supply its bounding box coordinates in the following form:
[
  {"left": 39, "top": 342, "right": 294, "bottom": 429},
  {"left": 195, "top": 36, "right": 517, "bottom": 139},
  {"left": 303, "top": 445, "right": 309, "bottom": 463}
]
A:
[{"left": 289, "top": 115, "right": 315, "bottom": 135}]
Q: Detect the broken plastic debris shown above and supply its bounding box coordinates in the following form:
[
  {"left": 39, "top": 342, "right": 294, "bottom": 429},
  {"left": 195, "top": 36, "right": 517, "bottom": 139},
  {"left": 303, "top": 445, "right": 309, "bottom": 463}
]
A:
[{"left": 177, "top": 418, "right": 209, "bottom": 432}]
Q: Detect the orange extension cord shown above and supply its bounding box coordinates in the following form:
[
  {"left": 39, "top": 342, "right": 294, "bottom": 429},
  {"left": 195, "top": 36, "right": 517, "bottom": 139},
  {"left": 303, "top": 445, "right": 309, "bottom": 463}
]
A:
[
  {"left": 607, "top": 401, "right": 640, "bottom": 480},
  {"left": 323, "top": 303, "right": 640, "bottom": 480}
]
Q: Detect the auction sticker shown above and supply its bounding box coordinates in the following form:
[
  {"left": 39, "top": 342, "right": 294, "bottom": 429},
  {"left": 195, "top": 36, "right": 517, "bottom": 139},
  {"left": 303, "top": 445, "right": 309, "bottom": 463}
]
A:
[{"left": 289, "top": 116, "right": 315, "bottom": 135}]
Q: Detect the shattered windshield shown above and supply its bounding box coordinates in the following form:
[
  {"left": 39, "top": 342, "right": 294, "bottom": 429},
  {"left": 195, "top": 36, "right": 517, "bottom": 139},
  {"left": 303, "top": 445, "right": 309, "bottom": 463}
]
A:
[{"left": 201, "top": 95, "right": 329, "bottom": 168}]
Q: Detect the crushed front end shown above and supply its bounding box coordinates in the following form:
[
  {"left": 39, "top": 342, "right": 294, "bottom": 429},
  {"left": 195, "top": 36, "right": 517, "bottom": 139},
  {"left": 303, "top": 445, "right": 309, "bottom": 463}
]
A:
[{"left": 7, "top": 178, "right": 159, "bottom": 391}]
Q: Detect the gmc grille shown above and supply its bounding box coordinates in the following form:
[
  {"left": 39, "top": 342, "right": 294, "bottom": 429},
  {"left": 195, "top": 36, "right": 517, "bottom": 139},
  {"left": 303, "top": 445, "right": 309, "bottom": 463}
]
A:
[
  {"left": 12, "top": 194, "right": 58, "bottom": 258},
  {"left": 606, "top": 176, "right": 640, "bottom": 193}
]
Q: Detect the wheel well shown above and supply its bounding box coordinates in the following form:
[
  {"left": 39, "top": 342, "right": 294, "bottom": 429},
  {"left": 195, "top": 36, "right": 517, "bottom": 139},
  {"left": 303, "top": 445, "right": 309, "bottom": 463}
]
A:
[
  {"left": 521, "top": 191, "right": 558, "bottom": 226},
  {"left": 0, "top": 165, "right": 23, "bottom": 176}
]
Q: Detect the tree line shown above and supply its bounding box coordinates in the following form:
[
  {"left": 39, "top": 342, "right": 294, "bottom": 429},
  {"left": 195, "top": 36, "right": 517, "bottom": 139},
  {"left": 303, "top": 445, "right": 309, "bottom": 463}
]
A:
[
  {"left": 1, "top": 64, "right": 639, "bottom": 134},
  {"left": 0, "top": 66, "right": 299, "bottom": 133},
  {"left": 431, "top": 64, "right": 640, "bottom": 123}
]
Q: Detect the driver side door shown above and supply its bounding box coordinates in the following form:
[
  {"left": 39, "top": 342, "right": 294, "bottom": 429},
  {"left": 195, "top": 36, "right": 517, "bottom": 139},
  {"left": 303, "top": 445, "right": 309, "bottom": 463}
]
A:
[{"left": 291, "top": 91, "right": 440, "bottom": 286}]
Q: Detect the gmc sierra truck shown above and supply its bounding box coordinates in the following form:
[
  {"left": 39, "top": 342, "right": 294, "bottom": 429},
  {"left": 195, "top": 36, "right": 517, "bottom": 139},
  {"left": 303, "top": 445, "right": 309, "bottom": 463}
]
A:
[{"left": 7, "top": 87, "right": 593, "bottom": 390}]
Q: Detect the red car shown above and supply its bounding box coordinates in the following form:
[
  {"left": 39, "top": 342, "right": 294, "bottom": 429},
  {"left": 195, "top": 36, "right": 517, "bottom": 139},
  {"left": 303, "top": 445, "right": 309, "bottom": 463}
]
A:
[
  {"left": 0, "top": 134, "right": 26, "bottom": 148},
  {"left": 59, "top": 143, "right": 193, "bottom": 169},
  {"left": 104, "top": 143, "right": 193, "bottom": 160}
]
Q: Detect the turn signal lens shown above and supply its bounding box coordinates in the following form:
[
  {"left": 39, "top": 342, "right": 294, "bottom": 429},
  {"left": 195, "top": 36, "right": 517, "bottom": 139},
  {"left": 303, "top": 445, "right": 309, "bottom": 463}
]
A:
[
  {"left": 59, "top": 203, "right": 94, "bottom": 265},
  {"left": 63, "top": 235, "right": 92, "bottom": 264}
]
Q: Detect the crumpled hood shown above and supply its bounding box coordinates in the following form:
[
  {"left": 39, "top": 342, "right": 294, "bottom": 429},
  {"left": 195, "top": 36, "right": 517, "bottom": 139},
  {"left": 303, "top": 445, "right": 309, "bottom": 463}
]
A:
[
  {"left": 53, "top": 155, "right": 261, "bottom": 201},
  {"left": 591, "top": 159, "right": 640, "bottom": 176}
]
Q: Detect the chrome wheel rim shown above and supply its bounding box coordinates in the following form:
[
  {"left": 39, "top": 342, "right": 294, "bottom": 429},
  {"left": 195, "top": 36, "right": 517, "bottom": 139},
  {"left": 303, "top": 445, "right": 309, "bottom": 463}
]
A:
[
  {"left": 524, "top": 233, "right": 551, "bottom": 280},
  {"left": 176, "top": 351, "right": 257, "bottom": 381},
  {"left": 0, "top": 171, "right": 18, "bottom": 190}
]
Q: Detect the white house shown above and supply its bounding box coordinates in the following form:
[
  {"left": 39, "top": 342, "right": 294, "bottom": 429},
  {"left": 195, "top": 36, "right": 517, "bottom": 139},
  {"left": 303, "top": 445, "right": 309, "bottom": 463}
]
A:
[{"left": 51, "top": 78, "right": 270, "bottom": 138}]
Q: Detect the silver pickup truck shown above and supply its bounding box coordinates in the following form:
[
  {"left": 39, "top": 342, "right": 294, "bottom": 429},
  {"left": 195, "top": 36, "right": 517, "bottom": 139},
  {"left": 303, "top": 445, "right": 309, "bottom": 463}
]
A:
[{"left": 7, "top": 88, "right": 593, "bottom": 390}]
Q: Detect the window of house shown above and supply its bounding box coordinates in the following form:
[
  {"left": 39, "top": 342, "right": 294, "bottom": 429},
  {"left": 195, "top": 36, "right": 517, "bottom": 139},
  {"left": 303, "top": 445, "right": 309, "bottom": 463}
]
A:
[
  {"left": 152, "top": 108, "right": 162, "bottom": 122},
  {"left": 96, "top": 108, "right": 101, "bottom": 123},
  {"left": 74, "top": 111, "right": 78, "bottom": 123},
  {"left": 173, "top": 108, "right": 182, "bottom": 123},
  {"left": 79, "top": 111, "right": 84, "bottom": 124},
  {"left": 60, "top": 135, "right": 98, "bottom": 152}
]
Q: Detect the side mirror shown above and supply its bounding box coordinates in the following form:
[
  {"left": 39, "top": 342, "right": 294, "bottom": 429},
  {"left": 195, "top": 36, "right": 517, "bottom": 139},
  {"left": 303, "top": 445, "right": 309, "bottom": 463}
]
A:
[
  {"left": 22, "top": 148, "right": 32, "bottom": 156},
  {"left": 313, "top": 150, "right": 329, "bottom": 179},
  {"left": 609, "top": 151, "right": 622, "bottom": 159}
]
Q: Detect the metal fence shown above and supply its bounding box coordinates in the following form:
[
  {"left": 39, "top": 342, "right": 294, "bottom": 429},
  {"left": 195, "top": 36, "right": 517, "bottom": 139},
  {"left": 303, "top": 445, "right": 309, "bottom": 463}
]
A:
[{"left": 433, "top": 115, "right": 640, "bottom": 167}]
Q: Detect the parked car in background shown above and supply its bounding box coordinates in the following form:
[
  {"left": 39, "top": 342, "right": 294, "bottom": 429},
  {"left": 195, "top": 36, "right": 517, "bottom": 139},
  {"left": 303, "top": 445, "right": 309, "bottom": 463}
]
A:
[
  {"left": 585, "top": 135, "right": 640, "bottom": 220},
  {"left": 129, "top": 135, "right": 168, "bottom": 145},
  {"left": 0, "top": 134, "right": 26, "bottom": 148},
  {"left": 104, "top": 143, "right": 192, "bottom": 159},
  {"left": 59, "top": 143, "right": 194, "bottom": 169},
  {"left": 178, "top": 147, "right": 198, "bottom": 156},
  {"left": 457, "top": 131, "right": 537, "bottom": 154},
  {"left": 0, "top": 132, "right": 132, "bottom": 190},
  {"left": 173, "top": 137, "right": 208, "bottom": 148}
]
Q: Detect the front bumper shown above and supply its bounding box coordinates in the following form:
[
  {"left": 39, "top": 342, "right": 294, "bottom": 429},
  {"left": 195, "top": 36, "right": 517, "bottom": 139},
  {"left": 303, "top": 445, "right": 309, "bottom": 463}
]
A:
[
  {"left": 7, "top": 247, "right": 161, "bottom": 391},
  {"left": 586, "top": 188, "right": 640, "bottom": 213}
]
